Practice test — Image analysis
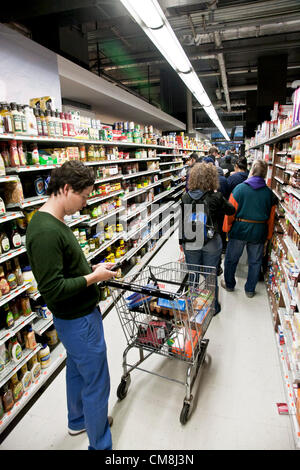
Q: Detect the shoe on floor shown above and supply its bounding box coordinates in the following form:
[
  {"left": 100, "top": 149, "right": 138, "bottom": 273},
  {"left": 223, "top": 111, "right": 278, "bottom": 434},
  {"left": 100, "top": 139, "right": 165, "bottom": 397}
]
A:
[
  {"left": 68, "top": 427, "right": 86, "bottom": 436},
  {"left": 214, "top": 305, "right": 221, "bottom": 316},
  {"left": 220, "top": 279, "right": 234, "bottom": 292},
  {"left": 68, "top": 416, "right": 113, "bottom": 436},
  {"left": 245, "top": 291, "right": 255, "bottom": 298}
]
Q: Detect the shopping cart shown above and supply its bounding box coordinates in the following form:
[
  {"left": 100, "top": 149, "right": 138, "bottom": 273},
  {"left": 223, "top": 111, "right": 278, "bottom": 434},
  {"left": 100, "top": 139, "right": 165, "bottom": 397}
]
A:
[{"left": 105, "top": 261, "right": 216, "bottom": 424}]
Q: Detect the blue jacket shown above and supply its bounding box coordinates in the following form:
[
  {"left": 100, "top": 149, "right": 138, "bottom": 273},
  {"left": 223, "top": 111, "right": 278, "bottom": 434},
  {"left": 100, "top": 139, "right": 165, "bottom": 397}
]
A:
[{"left": 227, "top": 171, "right": 249, "bottom": 194}]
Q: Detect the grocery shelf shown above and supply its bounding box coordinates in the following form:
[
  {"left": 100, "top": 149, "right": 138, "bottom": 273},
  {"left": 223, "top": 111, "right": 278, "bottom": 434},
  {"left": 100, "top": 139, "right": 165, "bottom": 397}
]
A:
[
  {"left": 0, "top": 246, "right": 27, "bottom": 264},
  {"left": 85, "top": 232, "right": 124, "bottom": 262},
  {"left": 0, "top": 311, "right": 37, "bottom": 346},
  {"left": 160, "top": 167, "right": 184, "bottom": 175},
  {"left": 0, "top": 342, "right": 66, "bottom": 434},
  {"left": 121, "top": 180, "right": 161, "bottom": 201},
  {"left": 32, "top": 314, "right": 54, "bottom": 336},
  {"left": 0, "top": 176, "right": 20, "bottom": 183},
  {"left": 122, "top": 169, "right": 159, "bottom": 180},
  {"left": 87, "top": 190, "right": 123, "bottom": 206},
  {"left": 6, "top": 195, "right": 49, "bottom": 209},
  {"left": 0, "top": 282, "right": 32, "bottom": 308},
  {"left": 6, "top": 164, "right": 58, "bottom": 173},
  {"left": 0, "top": 211, "right": 24, "bottom": 224},
  {"left": 94, "top": 174, "right": 123, "bottom": 185},
  {"left": 0, "top": 344, "right": 42, "bottom": 389},
  {"left": 65, "top": 214, "right": 90, "bottom": 227},
  {"left": 83, "top": 206, "right": 124, "bottom": 227},
  {"left": 249, "top": 124, "right": 300, "bottom": 149}
]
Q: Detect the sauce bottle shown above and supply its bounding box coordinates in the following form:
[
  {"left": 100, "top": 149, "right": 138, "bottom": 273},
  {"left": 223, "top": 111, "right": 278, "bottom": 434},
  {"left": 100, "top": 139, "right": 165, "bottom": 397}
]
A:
[
  {"left": 0, "top": 142, "right": 10, "bottom": 167},
  {"left": 2, "top": 103, "right": 14, "bottom": 134},
  {"left": 10, "top": 373, "right": 24, "bottom": 402},
  {"left": 17, "top": 141, "right": 26, "bottom": 166},
  {"left": 9, "top": 140, "right": 20, "bottom": 167},
  {"left": 20, "top": 293, "right": 31, "bottom": 317},
  {"left": 0, "top": 232, "right": 10, "bottom": 253},
  {"left": 14, "top": 257, "right": 24, "bottom": 286},
  {"left": 5, "top": 261, "right": 17, "bottom": 290},
  {"left": 34, "top": 108, "right": 43, "bottom": 136},
  {"left": 11, "top": 221, "right": 22, "bottom": 249},
  {"left": 38, "top": 343, "right": 51, "bottom": 369},
  {"left": 24, "top": 325, "right": 37, "bottom": 349},
  {"left": 10, "top": 102, "right": 22, "bottom": 133},
  {"left": 0, "top": 266, "right": 10, "bottom": 295},
  {"left": 40, "top": 110, "right": 48, "bottom": 137},
  {"left": 19, "top": 363, "right": 32, "bottom": 391},
  {"left": 4, "top": 304, "right": 14, "bottom": 329},
  {"left": 2, "top": 383, "right": 14, "bottom": 412},
  {"left": 18, "top": 105, "right": 27, "bottom": 134},
  {"left": 60, "top": 112, "right": 68, "bottom": 137},
  {"left": 0, "top": 396, "right": 4, "bottom": 419},
  {"left": 10, "top": 300, "right": 20, "bottom": 321},
  {"left": 45, "top": 110, "right": 55, "bottom": 137},
  {"left": 9, "top": 336, "right": 23, "bottom": 363}
]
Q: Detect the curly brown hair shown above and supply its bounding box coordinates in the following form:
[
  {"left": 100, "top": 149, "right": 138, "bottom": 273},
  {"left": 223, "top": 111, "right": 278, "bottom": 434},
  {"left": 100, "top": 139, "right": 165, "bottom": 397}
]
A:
[{"left": 188, "top": 162, "right": 219, "bottom": 192}]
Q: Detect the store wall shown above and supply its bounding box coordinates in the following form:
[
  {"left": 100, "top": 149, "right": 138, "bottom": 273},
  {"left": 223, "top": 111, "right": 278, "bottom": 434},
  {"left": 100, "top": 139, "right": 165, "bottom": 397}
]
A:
[{"left": 0, "top": 23, "right": 62, "bottom": 109}]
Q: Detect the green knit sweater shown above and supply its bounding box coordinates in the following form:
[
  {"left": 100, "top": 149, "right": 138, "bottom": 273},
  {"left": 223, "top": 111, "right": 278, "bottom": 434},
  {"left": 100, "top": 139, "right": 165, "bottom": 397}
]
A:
[{"left": 26, "top": 211, "right": 100, "bottom": 320}]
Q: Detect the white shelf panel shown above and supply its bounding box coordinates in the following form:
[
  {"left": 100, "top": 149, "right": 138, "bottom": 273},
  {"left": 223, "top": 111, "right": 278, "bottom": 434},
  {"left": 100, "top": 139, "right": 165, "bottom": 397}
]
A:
[
  {"left": 0, "top": 344, "right": 42, "bottom": 389},
  {"left": 122, "top": 169, "right": 159, "bottom": 180},
  {"left": 0, "top": 282, "right": 32, "bottom": 308},
  {"left": 83, "top": 207, "right": 124, "bottom": 227},
  {"left": 0, "top": 211, "right": 24, "bottom": 224},
  {"left": 0, "top": 312, "right": 37, "bottom": 346},
  {"left": 0, "top": 246, "right": 26, "bottom": 264},
  {"left": 87, "top": 190, "right": 123, "bottom": 206}
]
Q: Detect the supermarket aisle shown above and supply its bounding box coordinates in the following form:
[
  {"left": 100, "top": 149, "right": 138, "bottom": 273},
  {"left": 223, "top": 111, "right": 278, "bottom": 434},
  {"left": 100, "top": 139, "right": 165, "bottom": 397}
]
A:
[{"left": 0, "top": 231, "right": 295, "bottom": 450}]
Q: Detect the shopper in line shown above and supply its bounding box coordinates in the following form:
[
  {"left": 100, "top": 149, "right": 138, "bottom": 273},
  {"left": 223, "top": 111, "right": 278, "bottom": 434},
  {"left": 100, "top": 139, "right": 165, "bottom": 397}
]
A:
[
  {"left": 179, "top": 162, "right": 235, "bottom": 314},
  {"left": 26, "top": 161, "right": 117, "bottom": 450},
  {"left": 220, "top": 154, "right": 235, "bottom": 177},
  {"left": 207, "top": 146, "right": 220, "bottom": 165},
  {"left": 222, "top": 160, "right": 277, "bottom": 297},
  {"left": 184, "top": 152, "right": 201, "bottom": 190},
  {"left": 227, "top": 157, "right": 249, "bottom": 194}
]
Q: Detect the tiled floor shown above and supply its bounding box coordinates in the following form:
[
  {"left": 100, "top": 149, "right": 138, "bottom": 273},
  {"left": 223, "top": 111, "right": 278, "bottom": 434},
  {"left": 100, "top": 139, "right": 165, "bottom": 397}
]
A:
[{"left": 0, "top": 231, "right": 295, "bottom": 450}]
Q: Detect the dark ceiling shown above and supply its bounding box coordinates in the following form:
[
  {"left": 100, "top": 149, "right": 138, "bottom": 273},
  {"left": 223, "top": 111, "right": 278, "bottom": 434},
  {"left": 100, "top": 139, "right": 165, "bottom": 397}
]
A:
[{"left": 2, "top": 0, "right": 300, "bottom": 138}]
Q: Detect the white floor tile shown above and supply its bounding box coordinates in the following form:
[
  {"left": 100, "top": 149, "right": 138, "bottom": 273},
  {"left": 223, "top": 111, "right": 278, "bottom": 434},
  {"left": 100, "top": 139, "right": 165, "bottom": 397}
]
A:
[{"left": 0, "top": 230, "right": 296, "bottom": 450}]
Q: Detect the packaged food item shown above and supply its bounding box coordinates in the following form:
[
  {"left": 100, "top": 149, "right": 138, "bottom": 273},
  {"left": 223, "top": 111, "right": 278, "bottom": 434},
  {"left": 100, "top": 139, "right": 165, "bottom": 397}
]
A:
[
  {"left": 34, "top": 175, "right": 45, "bottom": 196},
  {"left": 2, "top": 383, "right": 14, "bottom": 412},
  {"left": 19, "top": 363, "right": 32, "bottom": 391},
  {"left": 4, "top": 304, "right": 14, "bottom": 329},
  {"left": 0, "top": 197, "right": 6, "bottom": 216},
  {"left": 14, "top": 257, "right": 24, "bottom": 286},
  {"left": 45, "top": 325, "right": 58, "bottom": 347},
  {"left": 0, "top": 266, "right": 10, "bottom": 294},
  {"left": 9, "top": 140, "right": 20, "bottom": 167},
  {"left": 24, "top": 325, "right": 37, "bottom": 349},
  {"left": 4, "top": 180, "right": 24, "bottom": 205},
  {"left": 10, "top": 373, "right": 24, "bottom": 402},
  {"left": 0, "top": 151, "right": 5, "bottom": 176},
  {"left": 5, "top": 261, "right": 18, "bottom": 290},
  {"left": 38, "top": 343, "right": 51, "bottom": 369},
  {"left": 0, "top": 395, "right": 4, "bottom": 419},
  {"left": 9, "top": 336, "right": 23, "bottom": 363},
  {"left": 17, "top": 141, "right": 26, "bottom": 166},
  {"left": 22, "top": 266, "right": 38, "bottom": 294}
]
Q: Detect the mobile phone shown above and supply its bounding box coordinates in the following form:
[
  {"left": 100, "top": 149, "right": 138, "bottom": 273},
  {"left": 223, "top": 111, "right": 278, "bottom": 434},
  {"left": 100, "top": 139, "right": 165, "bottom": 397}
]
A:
[{"left": 111, "top": 261, "right": 122, "bottom": 271}]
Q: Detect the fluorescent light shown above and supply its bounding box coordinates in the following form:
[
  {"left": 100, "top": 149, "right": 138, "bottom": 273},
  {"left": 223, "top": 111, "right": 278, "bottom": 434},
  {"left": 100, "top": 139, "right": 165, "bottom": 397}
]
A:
[{"left": 120, "top": 0, "right": 230, "bottom": 141}]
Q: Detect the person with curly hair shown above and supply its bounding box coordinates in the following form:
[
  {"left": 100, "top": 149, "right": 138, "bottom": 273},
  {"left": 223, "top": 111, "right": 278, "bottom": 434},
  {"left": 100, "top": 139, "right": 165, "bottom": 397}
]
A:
[{"left": 179, "top": 162, "right": 235, "bottom": 315}]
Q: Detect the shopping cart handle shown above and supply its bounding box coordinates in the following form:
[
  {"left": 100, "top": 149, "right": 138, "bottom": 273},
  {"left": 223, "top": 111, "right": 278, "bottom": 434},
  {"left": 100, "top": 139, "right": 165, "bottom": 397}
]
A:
[{"left": 103, "top": 279, "right": 179, "bottom": 300}]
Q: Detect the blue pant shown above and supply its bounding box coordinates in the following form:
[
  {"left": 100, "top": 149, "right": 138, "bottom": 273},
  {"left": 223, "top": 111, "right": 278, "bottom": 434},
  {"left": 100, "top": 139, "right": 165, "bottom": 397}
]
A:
[
  {"left": 224, "top": 238, "right": 264, "bottom": 293},
  {"left": 184, "top": 235, "right": 222, "bottom": 313},
  {"left": 53, "top": 308, "right": 112, "bottom": 450}
]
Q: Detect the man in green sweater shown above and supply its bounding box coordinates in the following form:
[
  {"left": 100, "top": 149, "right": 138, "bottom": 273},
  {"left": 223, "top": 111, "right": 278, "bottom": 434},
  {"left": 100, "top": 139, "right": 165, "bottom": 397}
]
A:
[{"left": 26, "top": 161, "right": 117, "bottom": 450}]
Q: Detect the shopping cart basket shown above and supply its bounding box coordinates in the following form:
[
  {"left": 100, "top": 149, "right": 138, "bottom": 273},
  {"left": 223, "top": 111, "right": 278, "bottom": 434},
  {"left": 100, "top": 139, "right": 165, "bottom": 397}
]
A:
[{"left": 105, "top": 261, "right": 216, "bottom": 424}]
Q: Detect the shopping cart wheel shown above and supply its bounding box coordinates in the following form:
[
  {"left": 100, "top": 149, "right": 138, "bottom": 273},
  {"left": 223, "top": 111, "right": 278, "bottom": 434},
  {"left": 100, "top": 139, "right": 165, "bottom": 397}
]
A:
[
  {"left": 117, "top": 376, "right": 131, "bottom": 400},
  {"left": 180, "top": 403, "right": 191, "bottom": 425}
]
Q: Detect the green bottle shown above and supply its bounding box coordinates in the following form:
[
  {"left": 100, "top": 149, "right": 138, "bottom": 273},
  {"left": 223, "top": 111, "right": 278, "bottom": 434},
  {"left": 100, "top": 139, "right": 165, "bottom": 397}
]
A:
[{"left": 4, "top": 304, "right": 14, "bottom": 329}]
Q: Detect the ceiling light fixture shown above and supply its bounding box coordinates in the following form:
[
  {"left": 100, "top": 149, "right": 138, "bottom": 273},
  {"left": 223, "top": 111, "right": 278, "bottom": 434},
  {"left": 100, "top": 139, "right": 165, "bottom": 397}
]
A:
[{"left": 120, "top": 0, "right": 230, "bottom": 140}]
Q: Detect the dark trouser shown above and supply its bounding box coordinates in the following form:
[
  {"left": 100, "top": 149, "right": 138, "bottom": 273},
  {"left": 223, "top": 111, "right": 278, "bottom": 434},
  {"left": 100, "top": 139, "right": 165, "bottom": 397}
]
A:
[
  {"left": 53, "top": 307, "right": 112, "bottom": 450},
  {"left": 183, "top": 235, "right": 222, "bottom": 312},
  {"left": 224, "top": 238, "right": 264, "bottom": 293}
]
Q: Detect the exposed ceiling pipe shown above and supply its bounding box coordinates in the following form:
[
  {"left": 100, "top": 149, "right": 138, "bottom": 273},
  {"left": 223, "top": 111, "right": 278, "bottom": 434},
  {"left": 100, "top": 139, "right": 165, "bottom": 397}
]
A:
[
  {"left": 194, "top": 100, "right": 246, "bottom": 109},
  {"left": 219, "top": 82, "right": 293, "bottom": 93},
  {"left": 214, "top": 31, "right": 231, "bottom": 112}
]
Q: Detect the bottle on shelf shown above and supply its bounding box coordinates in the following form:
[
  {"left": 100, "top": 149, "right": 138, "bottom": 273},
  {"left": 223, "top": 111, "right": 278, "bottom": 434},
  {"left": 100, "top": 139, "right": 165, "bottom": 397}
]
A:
[
  {"left": 45, "top": 110, "right": 55, "bottom": 137},
  {"left": 2, "top": 103, "right": 14, "bottom": 134},
  {"left": 28, "top": 353, "right": 41, "bottom": 380},
  {"left": 60, "top": 112, "right": 68, "bottom": 137},
  {"left": 10, "top": 299, "right": 20, "bottom": 321},
  {"left": 0, "top": 395, "right": 4, "bottom": 419},
  {"left": 18, "top": 105, "right": 27, "bottom": 134},
  {"left": 34, "top": 108, "right": 43, "bottom": 137},
  {"left": 14, "top": 257, "right": 24, "bottom": 286},
  {"left": 10, "top": 372, "right": 24, "bottom": 403},
  {"left": 5, "top": 260, "right": 18, "bottom": 291},
  {"left": 38, "top": 343, "right": 51, "bottom": 369},
  {"left": 4, "top": 304, "right": 14, "bottom": 329},
  {"left": 24, "top": 325, "right": 37, "bottom": 350},
  {"left": 0, "top": 231, "right": 10, "bottom": 254},
  {"left": 1, "top": 383, "right": 14, "bottom": 413},
  {"left": 17, "top": 141, "right": 27, "bottom": 166},
  {"left": 0, "top": 265, "right": 10, "bottom": 295},
  {"left": 9, "top": 336, "right": 23, "bottom": 363},
  {"left": 9, "top": 140, "right": 20, "bottom": 167},
  {"left": 0, "top": 149, "right": 5, "bottom": 176},
  {"left": 10, "top": 221, "right": 22, "bottom": 250},
  {"left": 40, "top": 110, "right": 48, "bottom": 137},
  {"left": 0, "top": 142, "right": 10, "bottom": 167},
  {"left": 10, "top": 102, "right": 22, "bottom": 134},
  {"left": 20, "top": 293, "right": 32, "bottom": 317}
]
